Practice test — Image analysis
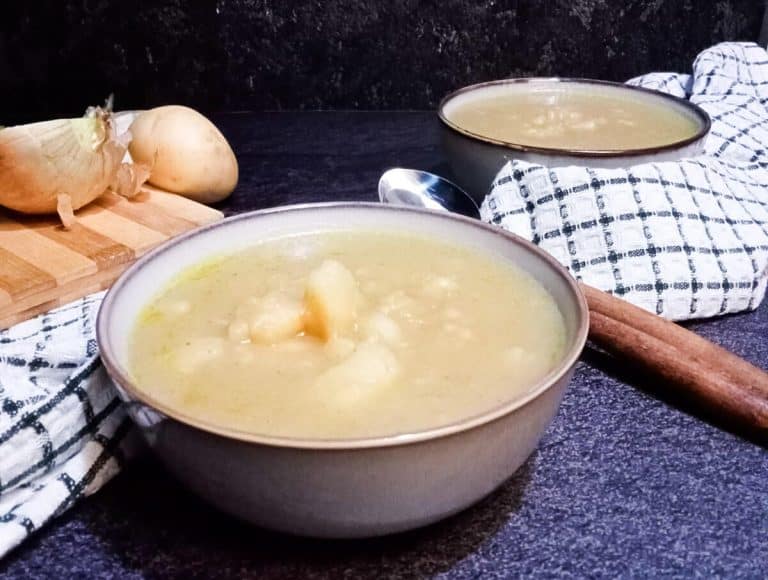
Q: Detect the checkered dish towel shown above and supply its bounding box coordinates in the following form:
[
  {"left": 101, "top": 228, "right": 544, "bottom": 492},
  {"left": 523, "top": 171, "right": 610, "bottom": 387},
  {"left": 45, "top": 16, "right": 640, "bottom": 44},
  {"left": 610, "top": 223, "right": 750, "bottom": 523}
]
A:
[
  {"left": 1, "top": 41, "right": 767, "bottom": 558},
  {"left": 0, "top": 297, "right": 138, "bottom": 557},
  {"left": 483, "top": 42, "right": 768, "bottom": 319}
]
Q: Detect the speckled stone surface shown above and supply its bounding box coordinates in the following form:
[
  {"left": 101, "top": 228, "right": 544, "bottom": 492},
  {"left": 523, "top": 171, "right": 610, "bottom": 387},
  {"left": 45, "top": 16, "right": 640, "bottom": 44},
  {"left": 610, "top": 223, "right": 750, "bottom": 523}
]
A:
[
  {"left": 0, "top": 1, "right": 764, "bottom": 123},
  {"left": 1, "top": 113, "right": 766, "bottom": 578}
]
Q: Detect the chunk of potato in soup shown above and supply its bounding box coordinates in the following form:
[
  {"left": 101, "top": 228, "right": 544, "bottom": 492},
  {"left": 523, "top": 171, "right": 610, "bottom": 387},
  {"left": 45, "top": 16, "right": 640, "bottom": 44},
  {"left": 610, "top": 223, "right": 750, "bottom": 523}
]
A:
[{"left": 130, "top": 231, "right": 566, "bottom": 439}]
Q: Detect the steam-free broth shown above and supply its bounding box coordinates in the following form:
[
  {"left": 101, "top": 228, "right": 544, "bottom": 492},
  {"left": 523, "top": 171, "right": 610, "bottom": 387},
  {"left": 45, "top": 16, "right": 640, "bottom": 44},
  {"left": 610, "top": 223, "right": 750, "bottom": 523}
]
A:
[
  {"left": 446, "top": 86, "right": 700, "bottom": 151},
  {"left": 130, "top": 231, "right": 566, "bottom": 440}
]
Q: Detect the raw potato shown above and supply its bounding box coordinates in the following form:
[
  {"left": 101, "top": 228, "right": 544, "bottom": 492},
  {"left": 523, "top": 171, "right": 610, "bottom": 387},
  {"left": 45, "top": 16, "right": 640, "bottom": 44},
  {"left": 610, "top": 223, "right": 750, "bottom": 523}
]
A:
[
  {"left": 304, "top": 260, "right": 361, "bottom": 341},
  {"left": 129, "top": 105, "right": 238, "bottom": 203}
]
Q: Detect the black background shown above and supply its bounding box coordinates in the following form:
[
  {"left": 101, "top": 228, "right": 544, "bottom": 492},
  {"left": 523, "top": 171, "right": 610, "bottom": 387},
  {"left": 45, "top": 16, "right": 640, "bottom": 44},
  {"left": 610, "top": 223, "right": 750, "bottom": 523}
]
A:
[{"left": 0, "top": 1, "right": 764, "bottom": 123}]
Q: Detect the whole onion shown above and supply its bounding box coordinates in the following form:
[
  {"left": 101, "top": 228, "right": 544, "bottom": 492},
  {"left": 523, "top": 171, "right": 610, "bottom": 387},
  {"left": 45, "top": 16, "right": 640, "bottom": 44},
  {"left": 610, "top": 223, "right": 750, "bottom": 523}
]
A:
[{"left": 0, "top": 107, "right": 127, "bottom": 222}]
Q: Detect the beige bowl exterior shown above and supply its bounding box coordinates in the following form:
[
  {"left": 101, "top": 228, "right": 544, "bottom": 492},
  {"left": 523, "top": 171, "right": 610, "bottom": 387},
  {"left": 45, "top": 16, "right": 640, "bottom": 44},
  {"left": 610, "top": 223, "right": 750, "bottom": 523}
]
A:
[
  {"left": 439, "top": 78, "right": 711, "bottom": 201},
  {"left": 97, "top": 203, "right": 588, "bottom": 538}
]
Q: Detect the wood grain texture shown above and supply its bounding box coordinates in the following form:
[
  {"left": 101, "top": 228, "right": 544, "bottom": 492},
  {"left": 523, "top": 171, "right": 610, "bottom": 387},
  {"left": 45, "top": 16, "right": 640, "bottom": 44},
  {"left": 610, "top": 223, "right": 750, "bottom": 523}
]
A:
[
  {"left": 0, "top": 188, "right": 222, "bottom": 329},
  {"left": 0, "top": 218, "right": 97, "bottom": 282},
  {"left": 33, "top": 218, "right": 135, "bottom": 268}
]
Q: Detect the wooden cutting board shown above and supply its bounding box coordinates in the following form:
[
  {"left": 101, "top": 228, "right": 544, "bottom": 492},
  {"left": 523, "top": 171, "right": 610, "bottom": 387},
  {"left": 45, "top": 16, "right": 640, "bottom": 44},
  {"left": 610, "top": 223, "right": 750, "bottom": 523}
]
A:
[{"left": 0, "top": 187, "right": 223, "bottom": 329}]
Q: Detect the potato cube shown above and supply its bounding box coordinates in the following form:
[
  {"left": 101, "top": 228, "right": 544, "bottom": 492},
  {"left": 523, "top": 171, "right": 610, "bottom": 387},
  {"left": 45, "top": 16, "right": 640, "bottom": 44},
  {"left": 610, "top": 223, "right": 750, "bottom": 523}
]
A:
[
  {"left": 363, "top": 311, "right": 402, "bottom": 345},
  {"left": 248, "top": 293, "right": 305, "bottom": 343},
  {"left": 316, "top": 342, "right": 400, "bottom": 406},
  {"left": 304, "top": 259, "right": 360, "bottom": 341}
]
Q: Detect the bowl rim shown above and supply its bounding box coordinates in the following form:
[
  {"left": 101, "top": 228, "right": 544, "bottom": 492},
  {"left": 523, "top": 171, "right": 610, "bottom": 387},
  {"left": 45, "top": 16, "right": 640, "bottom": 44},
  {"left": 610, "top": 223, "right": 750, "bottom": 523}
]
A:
[
  {"left": 437, "top": 77, "right": 712, "bottom": 157},
  {"left": 97, "top": 202, "right": 589, "bottom": 450}
]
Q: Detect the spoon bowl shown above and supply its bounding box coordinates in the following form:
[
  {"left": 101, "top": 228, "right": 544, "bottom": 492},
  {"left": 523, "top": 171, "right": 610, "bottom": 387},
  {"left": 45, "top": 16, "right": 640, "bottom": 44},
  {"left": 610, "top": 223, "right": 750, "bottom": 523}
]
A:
[{"left": 378, "top": 168, "right": 481, "bottom": 219}]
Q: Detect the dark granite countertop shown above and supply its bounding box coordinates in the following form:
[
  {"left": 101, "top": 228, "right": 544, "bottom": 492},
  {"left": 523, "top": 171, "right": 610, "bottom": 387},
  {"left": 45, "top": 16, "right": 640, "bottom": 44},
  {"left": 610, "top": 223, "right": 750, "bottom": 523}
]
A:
[
  {"left": 1, "top": 2, "right": 764, "bottom": 122},
  {"left": 2, "top": 112, "right": 766, "bottom": 578}
]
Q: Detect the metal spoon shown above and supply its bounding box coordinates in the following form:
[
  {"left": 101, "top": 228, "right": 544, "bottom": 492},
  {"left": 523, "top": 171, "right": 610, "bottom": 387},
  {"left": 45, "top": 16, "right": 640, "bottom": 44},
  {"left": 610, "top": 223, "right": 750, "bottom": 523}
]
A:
[{"left": 378, "top": 168, "right": 481, "bottom": 219}]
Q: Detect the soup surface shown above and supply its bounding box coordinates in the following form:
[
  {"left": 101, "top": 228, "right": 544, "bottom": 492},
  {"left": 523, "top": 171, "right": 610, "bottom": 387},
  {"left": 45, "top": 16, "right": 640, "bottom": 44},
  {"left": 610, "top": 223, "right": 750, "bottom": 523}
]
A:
[
  {"left": 130, "top": 231, "right": 566, "bottom": 440},
  {"left": 445, "top": 86, "right": 700, "bottom": 151}
]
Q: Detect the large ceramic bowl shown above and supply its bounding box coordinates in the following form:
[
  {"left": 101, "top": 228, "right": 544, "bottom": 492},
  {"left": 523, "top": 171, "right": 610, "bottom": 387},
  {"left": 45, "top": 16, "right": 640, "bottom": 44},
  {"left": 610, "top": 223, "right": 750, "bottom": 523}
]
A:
[
  {"left": 97, "top": 203, "right": 589, "bottom": 538},
  {"left": 439, "top": 78, "right": 711, "bottom": 200}
]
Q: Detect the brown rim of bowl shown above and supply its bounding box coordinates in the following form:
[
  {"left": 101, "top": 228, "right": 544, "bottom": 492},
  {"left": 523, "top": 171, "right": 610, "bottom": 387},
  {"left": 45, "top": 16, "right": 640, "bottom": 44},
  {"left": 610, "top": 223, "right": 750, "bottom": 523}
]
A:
[
  {"left": 96, "top": 202, "right": 589, "bottom": 450},
  {"left": 438, "top": 77, "right": 712, "bottom": 158}
]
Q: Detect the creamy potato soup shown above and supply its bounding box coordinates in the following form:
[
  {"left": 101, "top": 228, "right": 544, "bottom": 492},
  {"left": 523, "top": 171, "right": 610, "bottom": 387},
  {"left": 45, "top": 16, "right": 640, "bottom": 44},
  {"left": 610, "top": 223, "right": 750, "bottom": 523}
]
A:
[
  {"left": 446, "top": 86, "right": 700, "bottom": 151},
  {"left": 130, "top": 231, "right": 566, "bottom": 440}
]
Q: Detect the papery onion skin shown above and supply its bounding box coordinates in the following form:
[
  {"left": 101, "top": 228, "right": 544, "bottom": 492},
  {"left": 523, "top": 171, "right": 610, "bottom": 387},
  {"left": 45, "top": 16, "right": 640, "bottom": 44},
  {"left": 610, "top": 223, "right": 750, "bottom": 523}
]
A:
[
  {"left": 111, "top": 161, "right": 151, "bottom": 199},
  {"left": 56, "top": 193, "right": 76, "bottom": 229},
  {"left": 0, "top": 113, "right": 125, "bottom": 214}
]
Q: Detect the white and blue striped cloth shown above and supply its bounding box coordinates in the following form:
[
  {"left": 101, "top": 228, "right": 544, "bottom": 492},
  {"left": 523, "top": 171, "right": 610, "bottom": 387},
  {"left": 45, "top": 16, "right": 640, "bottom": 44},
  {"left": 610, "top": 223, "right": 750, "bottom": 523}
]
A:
[{"left": 1, "top": 41, "right": 768, "bottom": 557}]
